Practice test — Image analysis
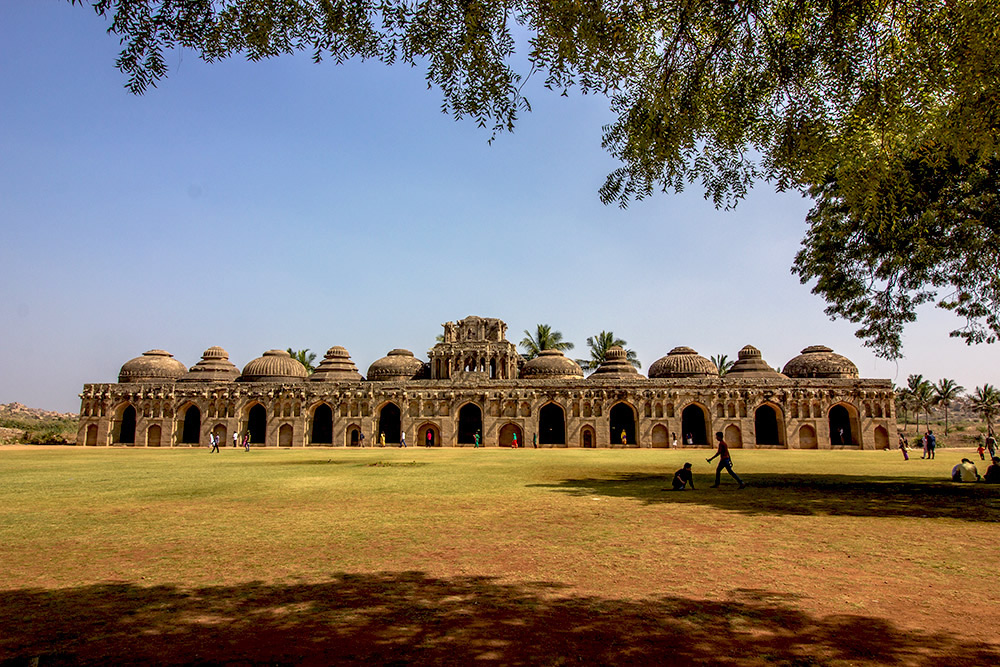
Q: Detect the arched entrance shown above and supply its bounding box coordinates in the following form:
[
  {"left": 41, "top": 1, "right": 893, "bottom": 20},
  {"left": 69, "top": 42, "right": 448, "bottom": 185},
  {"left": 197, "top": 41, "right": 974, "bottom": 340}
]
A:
[
  {"left": 85, "top": 424, "right": 98, "bottom": 446},
  {"left": 117, "top": 405, "right": 136, "bottom": 444},
  {"left": 581, "top": 426, "right": 595, "bottom": 448},
  {"left": 311, "top": 404, "right": 333, "bottom": 444},
  {"left": 724, "top": 424, "right": 743, "bottom": 448},
  {"left": 538, "top": 403, "right": 565, "bottom": 445},
  {"left": 212, "top": 424, "right": 227, "bottom": 445},
  {"left": 829, "top": 404, "right": 859, "bottom": 446},
  {"left": 798, "top": 424, "right": 818, "bottom": 449},
  {"left": 754, "top": 405, "right": 782, "bottom": 446},
  {"left": 146, "top": 424, "right": 161, "bottom": 447},
  {"left": 458, "top": 403, "right": 482, "bottom": 445},
  {"left": 278, "top": 424, "right": 293, "bottom": 447},
  {"left": 181, "top": 405, "right": 201, "bottom": 444},
  {"left": 378, "top": 403, "right": 401, "bottom": 444},
  {"left": 609, "top": 402, "right": 637, "bottom": 446},
  {"left": 248, "top": 404, "right": 266, "bottom": 444},
  {"left": 681, "top": 404, "right": 709, "bottom": 445},
  {"left": 651, "top": 425, "right": 669, "bottom": 448},
  {"left": 499, "top": 422, "right": 523, "bottom": 448},
  {"left": 875, "top": 425, "right": 890, "bottom": 450},
  {"left": 417, "top": 422, "right": 440, "bottom": 447},
  {"left": 347, "top": 424, "right": 361, "bottom": 447}
]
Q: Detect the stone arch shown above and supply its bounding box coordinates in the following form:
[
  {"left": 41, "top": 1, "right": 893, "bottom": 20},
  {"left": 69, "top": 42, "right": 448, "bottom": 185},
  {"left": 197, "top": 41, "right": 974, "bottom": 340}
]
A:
[
  {"left": 85, "top": 423, "right": 98, "bottom": 446},
  {"left": 458, "top": 403, "right": 483, "bottom": 445},
  {"left": 651, "top": 424, "right": 669, "bottom": 448},
  {"left": 499, "top": 422, "right": 523, "bottom": 448},
  {"left": 115, "top": 403, "right": 136, "bottom": 444},
  {"left": 377, "top": 402, "right": 401, "bottom": 445},
  {"left": 538, "top": 402, "right": 566, "bottom": 445},
  {"left": 798, "top": 424, "right": 818, "bottom": 449},
  {"left": 681, "top": 403, "right": 710, "bottom": 446},
  {"left": 417, "top": 422, "right": 440, "bottom": 447},
  {"left": 310, "top": 403, "right": 334, "bottom": 444},
  {"left": 610, "top": 402, "right": 637, "bottom": 446},
  {"left": 519, "top": 401, "right": 531, "bottom": 417},
  {"left": 581, "top": 425, "right": 596, "bottom": 448},
  {"left": 146, "top": 424, "right": 161, "bottom": 447},
  {"left": 754, "top": 403, "right": 785, "bottom": 446},
  {"left": 247, "top": 403, "right": 267, "bottom": 445},
  {"left": 278, "top": 423, "right": 294, "bottom": 447},
  {"left": 180, "top": 403, "right": 201, "bottom": 445},
  {"left": 654, "top": 402, "right": 663, "bottom": 418},
  {"left": 874, "top": 425, "right": 890, "bottom": 450},
  {"left": 212, "top": 423, "right": 227, "bottom": 444},
  {"left": 724, "top": 424, "right": 743, "bottom": 448},
  {"left": 347, "top": 424, "right": 362, "bottom": 447},
  {"left": 829, "top": 403, "right": 861, "bottom": 446}
]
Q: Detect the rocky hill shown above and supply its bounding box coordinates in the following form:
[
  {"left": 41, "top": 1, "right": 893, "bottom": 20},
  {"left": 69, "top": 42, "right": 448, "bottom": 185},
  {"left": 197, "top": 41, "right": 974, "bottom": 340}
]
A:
[{"left": 0, "top": 402, "right": 77, "bottom": 421}]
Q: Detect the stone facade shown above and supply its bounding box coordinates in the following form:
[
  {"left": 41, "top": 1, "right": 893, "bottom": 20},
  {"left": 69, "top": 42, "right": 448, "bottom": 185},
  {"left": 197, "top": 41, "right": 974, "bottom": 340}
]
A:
[{"left": 76, "top": 316, "right": 897, "bottom": 450}]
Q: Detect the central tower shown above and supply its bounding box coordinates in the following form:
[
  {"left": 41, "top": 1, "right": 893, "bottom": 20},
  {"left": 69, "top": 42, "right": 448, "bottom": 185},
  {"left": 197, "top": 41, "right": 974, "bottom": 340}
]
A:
[{"left": 428, "top": 315, "right": 520, "bottom": 380}]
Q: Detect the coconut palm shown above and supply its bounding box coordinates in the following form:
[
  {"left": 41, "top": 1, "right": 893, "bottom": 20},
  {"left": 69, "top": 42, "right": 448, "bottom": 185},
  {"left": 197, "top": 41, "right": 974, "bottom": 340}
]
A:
[
  {"left": 932, "top": 378, "right": 964, "bottom": 435},
  {"left": 519, "top": 324, "right": 574, "bottom": 361},
  {"left": 576, "top": 331, "right": 641, "bottom": 372},
  {"left": 894, "top": 383, "right": 913, "bottom": 431},
  {"left": 710, "top": 354, "right": 734, "bottom": 377},
  {"left": 970, "top": 384, "right": 1000, "bottom": 435},
  {"left": 905, "top": 374, "right": 933, "bottom": 431},
  {"left": 287, "top": 348, "right": 317, "bottom": 374}
]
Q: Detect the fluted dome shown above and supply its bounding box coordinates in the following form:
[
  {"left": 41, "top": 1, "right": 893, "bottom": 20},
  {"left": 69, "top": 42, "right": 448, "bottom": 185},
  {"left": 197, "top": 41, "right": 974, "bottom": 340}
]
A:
[
  {"left": 367, "top": 349, "right": 426, "bottom": 381},
  {"left": 648, "top": 346, "right": 717, "bottom": 378},
  {"left": 118, "top": 350, "right": 187, "bottom": 383},
  {"left": 239, "top": 349, "right": 307, "bottom": 382},
  {"left": 782, "top": 345, "right": 859, "bottom": 379},
  {"left": 727, "top": 345, "right": 784, "bottom": 377},
  {"left": 310, "top": 346, "right": 363, "bottom": 382},
  {"left": 521, "top": 349, "right": 584, "bottom": 380},
  {"left": 589, "top": 346, "right": 641, "bottom": 379},
  {"left": 181, "top": 346, "right": 239, "bottom": 382}
]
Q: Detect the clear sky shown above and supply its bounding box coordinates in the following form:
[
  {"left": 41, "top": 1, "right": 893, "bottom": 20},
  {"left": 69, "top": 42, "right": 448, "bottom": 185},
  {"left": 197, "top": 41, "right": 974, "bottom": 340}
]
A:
[{"left": 2, "top": 1, "right": 998, "bottom": 413}]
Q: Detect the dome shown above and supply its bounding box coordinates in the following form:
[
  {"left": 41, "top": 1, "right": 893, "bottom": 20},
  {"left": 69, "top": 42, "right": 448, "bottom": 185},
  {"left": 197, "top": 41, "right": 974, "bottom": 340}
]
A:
[
  {"left": 310, "top": 346, "right": 363, "bottom": 382},
  {"left": 727, "top": 345, "right": 784, "bottom": 378},
  {"left": 521, "top": 349, "right": 584, "bottom": 380},
  {"left": 118, "top": 350, "right": 187, "bottom": 383},
  {"left": 589, "top": 346, "right": 641, "bottom": 379},
  {"left": 648, "top": 347, "right": 717, "bottom": 378},
  {"left": 239, "top": 349, "right": 307, "bottom": 382},
  {"left": 782, "top": 345, "right": 859, "bottom": 379},
  {"left": 367, "top": 349, "right": 426, "bottom": 381},
  {"left": 181, "top": 346, "right": 240, "bottom": 382}
]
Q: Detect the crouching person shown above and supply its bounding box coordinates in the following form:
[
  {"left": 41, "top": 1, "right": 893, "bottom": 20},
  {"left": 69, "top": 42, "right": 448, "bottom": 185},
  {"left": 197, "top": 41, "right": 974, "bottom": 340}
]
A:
[{"left": 672, "top": 462, "right": 696, "bottom": 490}]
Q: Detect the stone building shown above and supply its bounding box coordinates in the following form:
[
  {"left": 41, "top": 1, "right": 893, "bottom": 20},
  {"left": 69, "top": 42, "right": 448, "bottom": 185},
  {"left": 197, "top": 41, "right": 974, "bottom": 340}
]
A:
[{"left": 76, "top": 315, "right": 896, "bottom": 450}]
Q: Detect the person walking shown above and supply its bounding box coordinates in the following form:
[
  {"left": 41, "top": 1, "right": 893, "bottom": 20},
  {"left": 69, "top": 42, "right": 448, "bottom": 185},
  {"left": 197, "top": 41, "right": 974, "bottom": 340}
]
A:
[
  {"left": 243, "top": 433, "right": 250, "bottom": 452},
  {"left": 620, "top": 429, "right": 627, "bottom": 447},
  {"left": 511, "top": 432, "right": 518, "bottom": 449},
  {"left": 473, "top": 432, "right": 480, "bottom": 448},
  {"left": 358, "top": 431, "right": 365, "bottom": 448},
  {"left": 379, "top": 432, "right": 386, "bottom": 447},
  {"left": 210, "top": 433, "right": 219, "bottom": 453},
  {"left": 400, "top": 431, "right": 407, "bottom": 448},
  {"left": 427, "top": 430, "right": 433, "bottom": 447},
  {"left": 926, "top": 430, "right": 937, "bottom": 459},
  {"left": 898, "top": 433, "right": 909, "bottom": 460},
  {"left": 232, "top": 432, "right": 239, "bottom": 448},
  {"left": 707, "top": 431, "right": 745, "bottom": 489}
]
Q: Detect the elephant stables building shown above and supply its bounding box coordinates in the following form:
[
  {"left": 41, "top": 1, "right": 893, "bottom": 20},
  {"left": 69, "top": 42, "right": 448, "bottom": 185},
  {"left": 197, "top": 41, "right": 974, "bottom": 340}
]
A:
[{"left": 76, "top": 315, "right": 897, "bottom": 450}]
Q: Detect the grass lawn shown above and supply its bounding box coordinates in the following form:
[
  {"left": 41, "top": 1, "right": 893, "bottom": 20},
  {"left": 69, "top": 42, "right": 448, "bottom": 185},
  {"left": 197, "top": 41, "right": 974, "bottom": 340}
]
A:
[{"left": 1, "top": 446, "right": 998, "bottom": 665}]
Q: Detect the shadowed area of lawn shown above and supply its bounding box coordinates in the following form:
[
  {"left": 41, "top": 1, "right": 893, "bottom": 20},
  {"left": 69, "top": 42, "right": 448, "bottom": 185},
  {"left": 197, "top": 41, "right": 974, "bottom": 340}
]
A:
[
  {"left": 532, "top": 474, "right": 1000, "bottom": 521},
  {"left": 2, "top": 572, "right": 997, "bottom": 666}
]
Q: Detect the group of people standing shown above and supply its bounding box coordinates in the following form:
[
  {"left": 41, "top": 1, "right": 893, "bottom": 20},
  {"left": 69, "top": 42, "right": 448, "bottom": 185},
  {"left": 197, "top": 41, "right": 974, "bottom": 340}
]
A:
[
  {"left": 896, "top": 430, "right": 937, "bottom": 460},
  {"left": 208, "top": 432, "right": 250, "bottom": 452}
]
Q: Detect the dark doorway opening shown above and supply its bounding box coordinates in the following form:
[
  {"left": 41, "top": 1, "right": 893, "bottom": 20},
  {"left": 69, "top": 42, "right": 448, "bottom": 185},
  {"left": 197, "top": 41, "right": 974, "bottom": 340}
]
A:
[
  {"left": 609, "top": 403, "right": 636, "bottom": 446},
  {"left": 378, "top": 403, "right": 401, "bottom": 444},
  {"left": 119, "top": 405, "right": 136, "bottom": 444},
  {"left": 829, "top": 405, "right": 853, "bottom": 445},
  {"left": 311, "top": 404, "right": 333, "bottom": 444},
  {"left": 458, "top": 403, "right": 482, "bottom": 444},
  {"left": 681, "top": 405, "right": 708, "bottom": 445},
  {"left": 539, "top": 403, "right": 565, "bottom": 445},
  {"left": 248, "top": 405, "right": 266, "bottom": 444},
  {"left": 182, "top": 406, "right": 201, "bottom": 444},
  {"left": 755, "top": 405, "right": 780, "bottom": 445}
]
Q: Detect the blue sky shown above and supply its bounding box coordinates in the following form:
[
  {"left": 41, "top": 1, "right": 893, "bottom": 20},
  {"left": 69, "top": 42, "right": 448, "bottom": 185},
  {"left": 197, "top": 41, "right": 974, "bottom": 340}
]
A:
[{"left": 2, "top": 1, "right": 998, "bottom": 412}]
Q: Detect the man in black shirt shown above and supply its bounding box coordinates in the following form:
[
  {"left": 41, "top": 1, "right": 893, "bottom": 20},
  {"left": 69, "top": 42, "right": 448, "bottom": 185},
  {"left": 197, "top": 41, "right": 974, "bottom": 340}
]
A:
[{"left": 672, "top": 462, "right": 696, "bottom": 490}]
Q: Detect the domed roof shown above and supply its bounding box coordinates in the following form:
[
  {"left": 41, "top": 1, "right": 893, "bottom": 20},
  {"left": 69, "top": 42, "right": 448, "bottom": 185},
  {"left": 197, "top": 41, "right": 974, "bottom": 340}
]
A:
[
  {"left": 118, "top": 350, "right": 187, "bottom": 383},
  {"left": 181, "top": 346, "right": 240, "bottom": 382},
  {"left": 589, "top": 346, "right": 641, "bottom": 379},
  {"left": 310, "top": 346, "right": 363, "bottom": 382},
  {"left": 239, "top": 349, "right": 307, "bottom": 382},
  {"left": 367, "top": 349, "right": 426, "bottom": 381},
  {"left": 782, "top": 345, "right": 859, "bottom": 379},
  {"left": 727, "top": 345, "right": 784, "bottom": 378},
  {"left": 521, "top": 349, "right": 584, "bottom": 380},
  {"left": 648, "top": 346, "right": 718, "bottom": 378}
]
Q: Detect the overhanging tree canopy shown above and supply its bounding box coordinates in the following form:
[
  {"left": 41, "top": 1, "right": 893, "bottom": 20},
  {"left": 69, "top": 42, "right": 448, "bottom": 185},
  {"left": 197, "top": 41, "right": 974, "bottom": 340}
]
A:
[{"left": 69, "top": 0, "right": 1000, "bottom": 358}]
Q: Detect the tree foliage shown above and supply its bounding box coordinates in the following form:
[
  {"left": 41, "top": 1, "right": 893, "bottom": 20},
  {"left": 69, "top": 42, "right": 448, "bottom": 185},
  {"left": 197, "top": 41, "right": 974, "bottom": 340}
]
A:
[
  {"left": 577, "top": 331, "right": 640, "bottom": 372},
  {"left": 287, "top": 348, "right": 317, "bottom": 374},
  {"left": 68, "top": 0, "right": 1000, "bottom": 356},
  {"left": 710, "top": 354, "right": 734, "bottom": 377},
  {"left": 519, "top": 324, "right": 574, "bottom": 361},
  {"left": 971, "top": 384, "right": 1000, "bottom": 435},
  {"left": 932, "top": 378, "right": 964, "bottom": 435}
]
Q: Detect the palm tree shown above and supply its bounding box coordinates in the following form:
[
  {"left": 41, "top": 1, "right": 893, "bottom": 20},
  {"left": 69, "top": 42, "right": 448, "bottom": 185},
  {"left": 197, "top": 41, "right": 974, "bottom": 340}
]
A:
[
  {"left": 894, "top": 383, "right": 913, "bottom": 432},
  {"left": 576, "top": 331, "right": 641, "bottom": 372},
  {"left": 971, "top": 384, "right": 1000, "bottom": 435},
  {"left": 287, "top": 348, "right": 317, "bottom": 374},
  {"left": 519, "top": 324, "right": 574, "bottom": 361},
  {"left": 710, "top": 354, "right": 734, "bottom": 377},
  {"left": 906, "top": 374, "right": 933, "bottom": 431},
  {"left": 932, "top": 378, "right": 964, "bottom": 435}
]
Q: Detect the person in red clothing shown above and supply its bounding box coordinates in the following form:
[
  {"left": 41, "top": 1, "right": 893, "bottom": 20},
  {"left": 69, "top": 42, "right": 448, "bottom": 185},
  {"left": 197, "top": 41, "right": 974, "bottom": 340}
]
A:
[{"left": 707, "top": 431, "right": 745, "bottom": 489}]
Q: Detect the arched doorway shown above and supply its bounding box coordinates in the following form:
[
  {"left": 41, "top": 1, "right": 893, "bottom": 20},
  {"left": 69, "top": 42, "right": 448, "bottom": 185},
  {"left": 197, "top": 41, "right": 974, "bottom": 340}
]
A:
[
  {"left": 458, "top": 403, "right": 482, "bottom": 445},
  {"left": 278, "top": 424, "right": 293, "bottom": 447},
  {"left": 248, "top": 404, "right": 266, "bottom": 444},
  {"left": 651, "top": 425, "right": 669, "bottom": 448},
  {"left": 212, "top": 424, "right": 227, "bottom": 445},
  {"left": 754, "top": 405, "right": 782, "bottom": 445},
  {"left": 311, "top": 404, "right": 333, "bottom": 444},
  {"left": 829, "top": 404, "right": 858, "bottom": 446},
  {"left": 85, "top": 424, "right": 98, "bottom": 446},
  {"left": 378, "top": 403, "right": 401, "bottom": 444},
  {"left": 875, "top": 425, "right": 890, "bottom": 450},
  {"left": 117, "top": 405, "right": 136, "bottom": 444},
  {"left": 610, "top": 402, "right": 636, "bottom": 446},
  {"left": 539, "top": 403, "right": 565, "bottom": 445},
  {"left": 724, "top": 424, "right": 743, "bottom": 448},
  {"left": 681, "top": 404, "right": 709, "bottom": 445},
  {"left": 147, "top": 424, "right": 161, "bottom": 447},
  {"left": 417, "top": 422, "right": 440, "bottom": 447},
  {"left": 181, "top": 405, "right": 201, "bottom": 444},
  {"left": 798, "top": 424, "right": 818, "bottom": 449},
  {"left": 347, "top": 425, "right": 361, "bottom": 447},
  {"left": 499, "top": 422, "right": 523, "bottom": 448},
  {"left": 581, "top": 426, "right": 595, "bottom": 448}
]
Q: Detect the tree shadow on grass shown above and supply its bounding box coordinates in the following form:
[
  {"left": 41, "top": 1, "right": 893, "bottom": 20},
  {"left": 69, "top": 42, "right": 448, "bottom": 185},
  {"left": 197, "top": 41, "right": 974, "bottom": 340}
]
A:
[
  {"left": 1, "top": 572, "right": 997, "bottom": 666},
  {"left": 531, "top": 474, "right": 1000, "bottom": 522}
]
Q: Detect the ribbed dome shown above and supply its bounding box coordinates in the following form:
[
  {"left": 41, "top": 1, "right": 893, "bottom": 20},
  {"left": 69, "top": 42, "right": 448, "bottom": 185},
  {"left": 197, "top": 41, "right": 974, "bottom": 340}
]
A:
[
  {"left": 727, "top": 345, "right": 784, "bottom": 377},
  {"left": 648, "top": 346, "right": 717, "bottom": 378},
  {"left": 310, "top": 346, "right": 363, "bottom": 382},
  {"left": 521, "top": 349, "right": 584, "bottom": 380},
  {"left": 782, "top": 345, "right": 859, "bottom": 379},
  {"left": 181, "top": 346, "right": 239, "bottom": 382},
  {"left": 118, "top": 350, "right": 187, "bottom": 383},
  {"left": 367, "top": 349, "right": 426, "bottom": 381},
  {"left": 239, "top": 349, "right": 307, "bottom": 382},
  {"left": 589, "top": 346, "right": 641, "bottom": 379}
]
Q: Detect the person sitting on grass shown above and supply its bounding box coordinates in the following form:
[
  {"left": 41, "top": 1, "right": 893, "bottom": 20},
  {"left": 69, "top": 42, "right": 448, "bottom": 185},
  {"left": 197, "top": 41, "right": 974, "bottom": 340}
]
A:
[
  {"left": 672, "top": 463, "right": 695, "bottom": 490},
  {"left": 984, "top": 457, "right": 1000, "bottom": 484},
  {"left": 951, "top": 458, "right": 981, "bottom": 482}
]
